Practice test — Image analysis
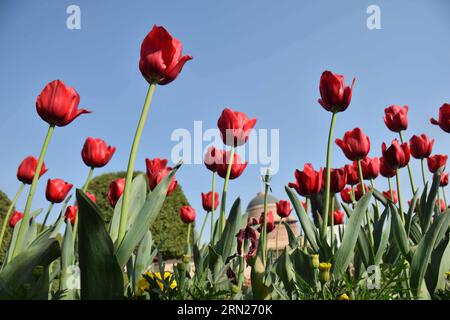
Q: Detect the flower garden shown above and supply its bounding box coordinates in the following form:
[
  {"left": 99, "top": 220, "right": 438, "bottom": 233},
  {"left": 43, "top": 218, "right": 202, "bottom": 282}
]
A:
[{"left": 0, "top": 25, "right": 449, "bottom": 301}]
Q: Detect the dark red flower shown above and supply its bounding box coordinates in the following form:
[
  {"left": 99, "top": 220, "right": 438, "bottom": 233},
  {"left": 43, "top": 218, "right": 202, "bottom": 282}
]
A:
[
  {"left": 440, "top": 172, "right": 449, "bottom": 187},
  {"left": 288, "top": 164, "right": 323, "bottom": 196},
  {"left": 108, "top": 178, "right": 125, "bottom": 207},
  {"left": 436, "top": 199, "right": 446, "bottom": 213},
  {"left": 380, "top": 156, "right": 396, "bottom": 178},
  {"left": 64, "top": 206, "right": 77, "bottom": 226},
  {"left": 383, "top": 105, "right": 408, "bottom": 132},
  {"left": 276, "top": 200, "right": 293, "bottom": 218},
  {"left": 17, "top": 156, "right": 48, "bottom": 184},
  {"left": 9, "top": 211, "right": 23, "bottom": 228},
  {"left": 357, "top": 157, "right": 380, "bottom": 180},
  {"left": 409, "top": 134, "right": 434, "bottom": 159},
  {"left": 340, "top": 187, "right": 353, "bottom": 204},
  {"left": 332, "top": 209, "right": 345, "bottom": 225},
  {"left": 355, "top": 183, "right": 369, "bottom": 200},
  {"left": 318, "top": 70, "right": 355, "bottom": 113},
  {"left": 335, "top": 128, "right": 370, "bottom": 161},
  {"left": 427, "top": 154, "right": 448, "bottom": 173},
  {"left": 323, "top": 167, "right": 347, "bottom": 194},
  {"left": 139, "top": 25, "right": 192, "bottom": 85},
  {"left": 257, "top": 211, "right": 275, "bottom": 234},
  {"left": 201, "top": 191, "right": 219, "bottom": 212},
  {"left": 145, "top": 158, "right": 178, "bottom": 196},
  {"left": 179, "top": 206, "right": 196, "bottom": 224},
  {"left": 45, "top": 179, "right": 73, "bottom": 203},
  {"left": 216, "top": 151, "right": 248, "bottom": 180},
  {"left": 36, "top": 80, "right": 90, "bottom": 127},
  {"left": 381, "top": 140, "right": 410, "bottom": 169},
  {"left": 236, "top": 225, "right": 258, "bottom": 263},
  {"left": 204, "top": 146, "right": 224, "bottom": 173},
  {"left": 217, "top": 108, "right": 257, "bottom": 147},
  {"left": 85, "top": 191, "right": 96, "bottom": 203},
  {"left": 383, "top": 190, "right": 398, "bottom": 204},
  {"left": 344, "top": 163, "right": 359, "bottom": 186},
  {"left": 430, "top": 103, "right": 450, "bottom": 133},
  {"left": 81, "top": 137, "right": 116, "bottom": 168}
]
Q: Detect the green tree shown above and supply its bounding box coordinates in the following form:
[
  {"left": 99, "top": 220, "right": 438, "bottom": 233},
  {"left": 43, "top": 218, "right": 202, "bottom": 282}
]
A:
[{"left": 87, "top": 171, "right": 191, "bottom": 259}]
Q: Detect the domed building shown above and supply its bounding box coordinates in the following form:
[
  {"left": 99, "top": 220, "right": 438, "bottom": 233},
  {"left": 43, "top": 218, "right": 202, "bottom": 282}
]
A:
[{"left": 246, "top": 192, "right": 301, "bottom": 250}]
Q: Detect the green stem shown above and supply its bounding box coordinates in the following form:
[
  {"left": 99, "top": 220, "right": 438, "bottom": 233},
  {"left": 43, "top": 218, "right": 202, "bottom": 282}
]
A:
[
  {"left": 276, "top": 217, "right": 282, "bottom": 258},
  {"left": 321, "top": 112, "right": 337, "bottom": 244},
  {"left": 262, "top": 170, "right": 270, "bottom": 262},
  {"left": 198, "top": 212, "right": 208, "bottom": 244},
  {"left": 351, "top": 186, "right": 356, "bottom": 204},
  {"left": 210, "top": 172, "right": 216, "bottom": 242},
  {"left": 396, "top": 169, "right": 405, "bottom": 223},
  {"left": 330, "top": 198, "right": 335, "bottom": 253},
  {"left": 118, "top": 83, "right": 156, "bottom": 244},
  {"left": 370, "top": 178, "right": 380, "bottom": 221},
  {"left": 235, "top": 240, "right": 245, "bottom": 297},
  {"left": 399, "top": 131, "right": 416, "bottom": 193},
  {"left": 12, "top": 125, "right": 55, "bottom": 258},
  {"left": 0, "top": 183, "right": 25, "bottom": 253},
  {"left": 358, "top": 160, "right": 375, "bottom": 250},
  {"left": 219, "top": 147, "right": 235, "bottom": 234},
  {"left": 73, "top": 166, "right": 95, "bottom": 244},
  {"left": 305, "top": 196, "right": 310, "bottom": 213},
  {"left": 388, "top": 177, "right": 394, "bottom": 203},
  {"left": 442, "top": 187, "right": 448, "bottom": 208},
  {"left": 82, "top": 167, "right": 94, "bottom": 192},
  {"left": 41, "top": 202, "right": 54, "bottom": 230},
  {"left": 186, "top": 223, "right": 191, "bottom": 255},
  {"left": 421, "top": 159, "right": 427, "bottom": 187}
]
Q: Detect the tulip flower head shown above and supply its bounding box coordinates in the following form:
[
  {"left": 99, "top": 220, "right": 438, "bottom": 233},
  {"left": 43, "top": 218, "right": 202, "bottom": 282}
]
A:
[
  {"left": 323, "top": 167, "right": 347, "bottom": 194},
  {"left": 201, "top": 191, "right": 219, "bottom": 212},
  {"left": 437, "top": 199, "right": 446, "bottom": 213},
  {"left": 236, "top": 225, "right": 258, "bottom": 263},
  {"left": 257, "top": 211, "right": 275, "bottom": 234},
  {"left": 217, "top": 108, "right": 257, "bottom": 147},
  {"left": 381, "top": 140, "right": 410, "bottom": 169},
  {"left": 380, "top": 156, "right": 396, "bottom": 178},
  {"left": 45, "top": 179, "right": 73, "bottom": 203},
  {"left": 340, "top": 187, "right": 353, "bottom": 204},
  {"left": 383, "top": 190, "right": 398, "bottom": 204},
  {"left": 355, "top": 183, "right": 369, "bottom": 200},
  {"left": 36, "top": 80, "right": 91, "bottom": 127},
  {"left": 332, "top": 209, "right": 345, "bottom": 225},
  {"left": 179, "top": 206, "right": 196, "bottom": 224},
  {"left": 357, "top": 157, "right": 380, "bottom": 180},
  {"left": 335, "top": 128, "right": 370, "bottom": 161},
  {"left": 318, "top": 70, "right": 355, "bottom": 113},
  {"left": 216, "top": 151, "right": 248, "bottom": 180},
  {"left": 440, "top": 172, "right": 449, "bottom": 187},
  {"left": 17, "top": 156, "right": 48, "bottom": 184},
  {"left": 430, "top": 103, "right": 450, "bottom": 133},
  {"left": 81, "top": 137, "right": 116, "bottom": 168},
  {"left": 344, "top": 163, "right": 360, "bottom": 186},
  {"left": 409, "top": 134, "right": 434, "bottom": 159},
  {"left": 288, "top": 163, "right": 323, "bottom": 196},
  {"left": 108, "top": 178, "right": 125, "bottom": 207},
  {"left": 383, "top": 105, "right": 408, "bottom": 132},
  {"left": 276, "top": 200, "right": 293, "bottom": 218},
  {"left": 9, "top": 211, "right": 24, "bottom": 228},
  {"left": 203, "top": 146, "right": 224, "bottom": 173},
  {"left": 64, "top": 206, "right": 77, "bottom": 226},
  {"left": 139, "top": 25, "right": 192, "bottom": 85},
  {"left": 145, "top": 158, "right": 178, "bottom": 196},
  {"left": 427, "top": 154, "right": 448, "bottom": 173}
]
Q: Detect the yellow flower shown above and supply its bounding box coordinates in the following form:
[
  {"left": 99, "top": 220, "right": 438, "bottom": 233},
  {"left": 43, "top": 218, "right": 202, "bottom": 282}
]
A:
[
  {"left": 311, "top": 254, "right": 320, "bottom": 269},
  {"left": 339, "top": 293, "right": 351, "bottom": 300},
  {"left": 445, "top": 271, "right": 450, "bottom": 280},
  {"left": 139, "top": 271, "right": 177, "bottom": 293},
  {"left": 319, "top": 262, "right": 332, "bottom": 272}
]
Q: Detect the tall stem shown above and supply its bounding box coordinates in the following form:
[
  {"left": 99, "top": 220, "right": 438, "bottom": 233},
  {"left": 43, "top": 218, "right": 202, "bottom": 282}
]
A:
[
  {"left": 210, "top": 172, "right": 216, "bottom": 242},
  {"left": 73, "top": 166, "right": 95, "bottom": 243},
  {"left": 421, "top": 159, "right": 427, "bottom": 187},
  {"left": 118, "top": 83, "right": 156, "bottom": 244},
  {"left": 399, "top": 131, "right": 416, "bottom": 193},
  {"left": 388, "top": 177, "right": 394, "bottom": 202},
  {"left": 219, "top": 147, "right": 235, "bottom": 234},
  {"left": 330, "top": 198, "right": 335, "bottom": 253},
  {"left": 262, "top": 171, "right": 270, "bottom": 263},
  {"left": 12, "top": 125, "right": 55, "bottom": 258},
  {"left": 82, "top": 167, "right": 94, "bottom": 192},
  {"left": 358, "top": 160, "right": 374, "bottom": 250},
  {"left": 370, "top": 178, "right": 380, "bottom": 221},
  {"left": 396, "top": 169, "right": 405, "bottom": 223},
  {"left": 198, "top": 212, "right": 208, "bottom": 244},
  {"left": 357, "top": 160, "right": 366, "bottom": 195},
  {"left": 442, "top": 187, "right": 448, "bottom": 208},
  {"left": 0, "top": 183, "right": 25, "bottom": 253},
  {"left": 276, "top": 217, "right": 282, "bottom": 258},
  {"left": 186, "top": 223, "right": 191, "bottom": 255},
  {"left": 321, "top": 112, "right": 337, "bottom": 243},
  {"left": 305, "top": 196, "right": 310, "bottom": 214},
  {"left": 41, "top": 202, "right": 54, "bottom": 230}
]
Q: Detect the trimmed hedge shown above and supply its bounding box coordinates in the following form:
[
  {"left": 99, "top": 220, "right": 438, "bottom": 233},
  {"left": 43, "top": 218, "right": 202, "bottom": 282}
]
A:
[
  {"left": 87, "top": 171, "right": 191, "bottom": 259},
  {"left": 0, "top": 190, "right": 13, "bottom": 262}
]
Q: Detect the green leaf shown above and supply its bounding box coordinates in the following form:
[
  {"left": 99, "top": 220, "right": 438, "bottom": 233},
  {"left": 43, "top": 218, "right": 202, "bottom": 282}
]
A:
[
  {"left": 356, "top": 227, "right": 372, "bottom": 267},
  {"left": 276, "top": 247, "right": 295, "bottom": 295},
  {"left": 285, "top": 186, "right": 319, "bottom": 252},
  {"left": 435, "top": 236, "right": 450, "bottom": 292},
  {"left": 373, "top": 207, "right": 391, "bottom": 264},
  {"left": 283, "top": 221, "right": 298, "bottom": 248},
  {"left": 290, "top": 248, "right": 314, "bottom": 286},
  {"left": 422, "top": 169, "right": 442, "bottom": 233},
  {"left": 390, "top": 203, "right": 411, "bottom": 261},
  {"left": 76, "top": 189, "right": 124, "bottom": 300},
  {"left": 215, "top": 198, "right": 241, "bottom": 259},
  {"left": 115, "top": 163, "right": 181, "bottom": 268},
  {"left": 405, "top": 190, "right": 419, "bottom": 236},
  {"left": 133, "top": 230, "right": 153, "bottom": 293},
  {"left": 332, "top": 191, "right": 372, "bottom": 278},
  {"left": 59, "top": 223, "right": 75, "bottom": 299}
]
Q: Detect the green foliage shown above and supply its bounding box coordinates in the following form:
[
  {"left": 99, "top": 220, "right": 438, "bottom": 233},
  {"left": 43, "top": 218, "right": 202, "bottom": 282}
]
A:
[
  {"left": 0, "top": 190, "right": 13, "bottom": 263},
  {"left": 87, "top": 171, "right": 191, "bottom": 259}
]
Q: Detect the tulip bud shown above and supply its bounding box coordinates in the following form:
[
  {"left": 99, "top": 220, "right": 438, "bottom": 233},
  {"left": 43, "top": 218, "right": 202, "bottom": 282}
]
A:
[
  {"left": 179, "top": 206, "right": 196, "bottom": 224},
  {"left": 440, "top": 172, "right": 449, "bottom": 187},
  {"left": 217, "top": 108, "right": 257, "bottom": 147},
  {"left": 81, "top": 137, "right": 116, "bottom": 168},
  {"left": 430, "top": 103, "right": 450, "bottom": 133},
  {"left": 64, "top": 206, "right": 77, "bottom": 226},
  {"left": 381, "top": 139, "right": 410, "bottom": 169},
  {"left": 201, "top": 191, "right": 219, "bottom": 212},
  {"left": 427, "top": 154, "right": 448, "bottom": 173},
  {"left": 409, "top": 134, "right": 434, "bottom": 159},
  {"left": 288, "top": 164, "right": 323, "bottom": 196},
  {"left": 384, "top": 105, "right": 408, "bottom": 132},
  {"left": 216, "top": 151, "right": 248, "bottom": 180},
  {"left": 335, "top": 128, "right": 370, "bottom": 161},
  {"left": 45, "top": 179, "right": 73, "bottom": 203},
  {"left": 17, "top": 156, "right": 48, "bottom": 185},
  {"left": 276, "top": 200, "right": 293, "bottom": 218},
  {"left": 9, "top": 211, "right": 24, "bottom": 228},
  {"left": 319, "top": 262, "right": 332, "bottom": 284},
  {"left": 108, "top": 178, "right": 125, "bottom": 207},
  {"left": 318, "top": 70, "right": 355, "bottom": 113},
  {"left": 146, "top": 158, "right": 178, "bottom": 196},
  {"left": 311, "top": 254, "right": 320, "bottom": 269}
]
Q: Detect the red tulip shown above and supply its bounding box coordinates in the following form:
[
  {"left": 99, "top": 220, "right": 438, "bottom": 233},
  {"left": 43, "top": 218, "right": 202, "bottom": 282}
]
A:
[
  {"left": 381, "top": 139, "right": 410, "bottom": 169},
  {"left": 258, "top": 211, "right": 275, "bottom": 234},
  {"left": 204, "top": 146, "right": 224, "bottom": 173},
  {"left": 276, "top": 200, "right": 293, "bottom": 218},
  {"left": 430, "top": 103, "right": 450, "bottom": 133},
  {"left": 216, "top": 151, "right": 248, "bottom": 180},
  {"left": 64, "top": 206, "right": 77, "bottom": 226},
  {"left": 108, "top": 178, "right": 125, "bottom": 207},
  {"left": 201, "top": 191, "right": 219, "bottom": 212},
  {"left": 440, "top": 172, "right": 448, "bottom": 187},
  {"left": 437, "top": 199, "right": 446, "bottom": 213},
  {"left": 145, "top": 158, "right": 178, "bottom": 195},
  {"left": 179, "top": 206, "right": 196, "bottom": 224},
  {"left": 9, "top": 211, "right": 24, "bottom": 228},
  {"left": 383, "top": 190, "right": 398, "bottom": 204},
  {"left": 383, "top": 105, "right": 408, "bottom": 132},
  {"left": 409, "top": 134, "right": 434, "bottom": 159},
  {"left": 355, "top": 183, "right": 369, "bottom": 200},
  {"left": 217, "top": 108, "right": 257, "bottom": 147},
  {"left": 81, "top": 137, "right": 116, "bottom": 168},
  {"left": 17, "top": 156, "right": 48, "bottom": 184},
  {"left": 335, "top": 128, "right": 370, "bottom": 161},
  {"left": 36, "top": 80, "right": 90, "bottom": 127},
  {"left": 332, "top": 209, "right": 345, "bottom": 225},
  {"left": 45, "top": 179, "right": 73, "bottom": 203},
  {"left": 318, "top": 70, "right": 355, "bottom": 113},
  {"left": 289, "top": 164, "right": 323, "bottom": 197},
  {"left": 85, "top": 191, "right": 96, "bottom": 203},
  {"left": 357, "top": 157, "right": 380, "bottom": 180},
  {"left": 323, "top": 167, "right": 347, "bottom": 194},
  {"left": 380, "top": 156, "right": 396, "bottom": 178},
  {"left": 139, "top": 25, "right": 192, "bottom": 85},
  {"left": 236, "top": 225, "right": 258, "bottom": 262},
  {"left": 340, "top": 187, "right": 353, "bottom": 204},
  {"left": 344, "top": 164, "right": 359, "bottom": 186},
  {"left": 427, "top": 154, "right": 448, "bottom": 173}
]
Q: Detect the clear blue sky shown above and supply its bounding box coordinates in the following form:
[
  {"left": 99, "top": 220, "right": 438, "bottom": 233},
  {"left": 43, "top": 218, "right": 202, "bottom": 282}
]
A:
[{"left": 1, "top": 0, "right": 449, "bottom": 242}]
